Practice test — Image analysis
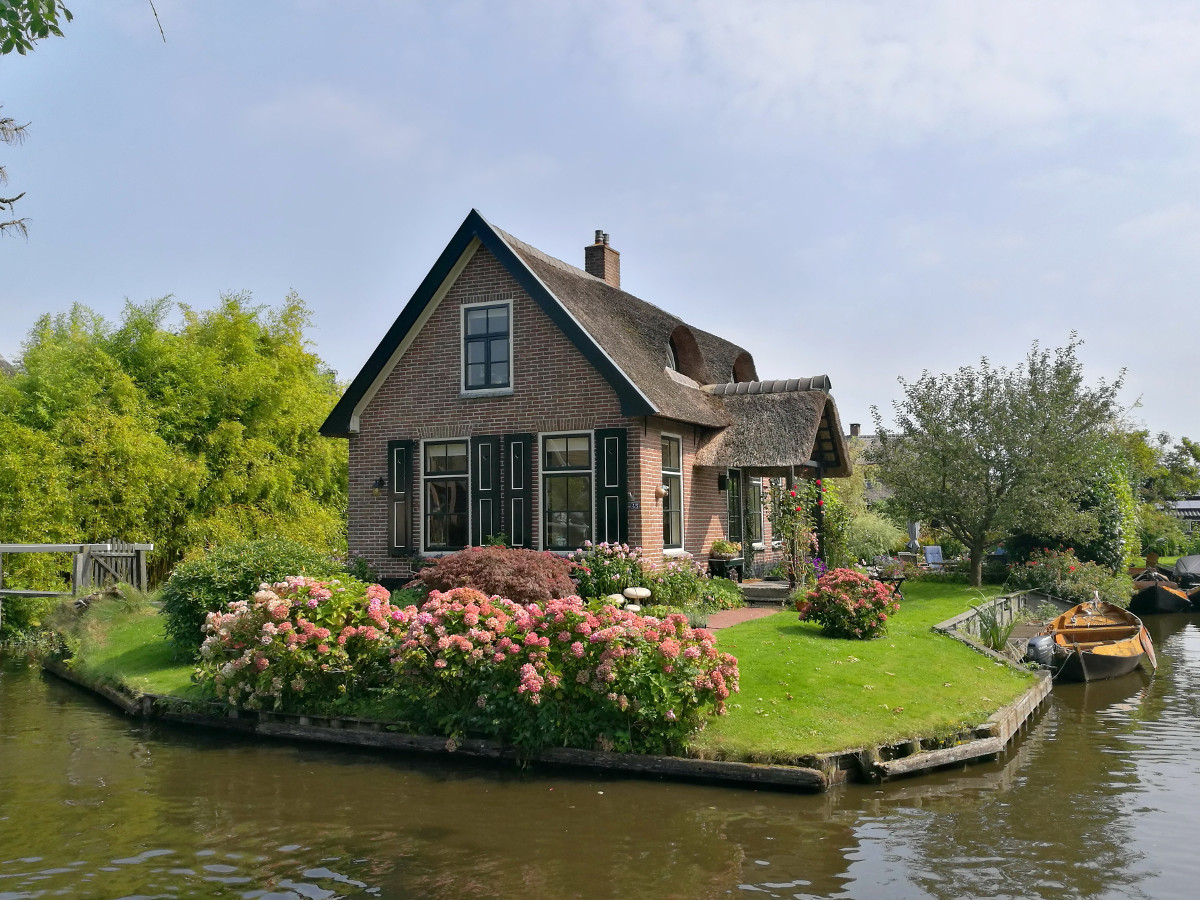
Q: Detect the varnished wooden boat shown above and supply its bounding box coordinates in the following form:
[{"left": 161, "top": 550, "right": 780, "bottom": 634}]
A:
[{"left": 1042, "top": 598, "right": 1156, "bottom": 682}]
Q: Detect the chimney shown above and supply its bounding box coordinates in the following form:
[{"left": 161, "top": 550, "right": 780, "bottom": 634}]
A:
[
  {"left": 584, "top": 229, "right": 620, "bottom": 289},
  {"left": 850, "top": 423, "right": 861, "bottom": 437}
]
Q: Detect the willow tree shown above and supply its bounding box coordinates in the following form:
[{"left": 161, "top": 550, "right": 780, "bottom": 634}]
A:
[{"left": 869, "top": 338, "right": 1123, "bottom": 586}]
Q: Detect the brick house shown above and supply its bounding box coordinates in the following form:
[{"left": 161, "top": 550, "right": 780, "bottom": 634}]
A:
[{"left": 321, "top": 210, "right": 851, "bottom": 584}]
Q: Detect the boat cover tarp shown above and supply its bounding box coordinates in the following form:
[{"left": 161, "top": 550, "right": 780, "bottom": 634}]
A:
[
  {"left": 1130, "top": 583, "right": 1194, "bottom": 615},
  {"left": 1174, "top": 555, "right": 1200, "bottom": 588}
]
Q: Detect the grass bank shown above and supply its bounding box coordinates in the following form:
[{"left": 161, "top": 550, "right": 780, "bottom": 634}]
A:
[
  {"left": 58, "top": 583, "right": 1033, "bottom": 765},
  {"left": 56, "top": 596, "right": 199, "bottom": 699},
  {"left": 688, "top": 582, "right": 1034, "bottom": 762}
]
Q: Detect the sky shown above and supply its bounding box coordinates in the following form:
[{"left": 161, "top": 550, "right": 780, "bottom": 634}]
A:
[{"left": 3, "top": 0, "right": 1198, "bottom": 438}]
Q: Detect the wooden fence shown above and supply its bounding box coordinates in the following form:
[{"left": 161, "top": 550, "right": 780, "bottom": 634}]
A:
[{"left": 0, "top": 540, "right": 154, "bottom": 630}]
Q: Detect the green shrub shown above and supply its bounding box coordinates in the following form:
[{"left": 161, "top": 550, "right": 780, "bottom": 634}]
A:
[
  {"left": 846, "top": 512, "right": 905, "bottom": 562},
  {"left": 1003, "top": 548, "right": 1133, "bottom": 606},
  {"left": 161, "top": 539, "right": 343, "bottom": 654},
  {"left": 696, "top": 576, "right": 744, "bottom": 610},
  {"left": 0, "top": 593, "right": 59, "bottom": 640},
  {"left": 416, "top": 545, "right": 576, "bottom": 604},
  {"left": 645, "top": 554, "right": 708, "bottom": 606}
]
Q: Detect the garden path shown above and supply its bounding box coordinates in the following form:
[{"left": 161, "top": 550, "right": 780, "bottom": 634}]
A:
[{"left": 707, "top": 607, "right": 782, "bottom": 630}]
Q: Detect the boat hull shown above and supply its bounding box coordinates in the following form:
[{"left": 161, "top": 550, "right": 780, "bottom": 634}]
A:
[
  {"left": 1045, "top": 600, "right": 1154, "bottom": 683},
  {"left": 1129, "top": 583, "right": 1193, "bottom": 615}
]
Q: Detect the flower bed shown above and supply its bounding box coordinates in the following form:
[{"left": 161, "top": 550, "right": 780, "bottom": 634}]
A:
[{"left": 195, "top": 578, "right": 740, "bottom": 755}]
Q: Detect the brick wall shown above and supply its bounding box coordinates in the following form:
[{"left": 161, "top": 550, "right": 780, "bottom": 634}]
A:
[{"left": 349, "top": 246, "right": 634, "bottom": 579}]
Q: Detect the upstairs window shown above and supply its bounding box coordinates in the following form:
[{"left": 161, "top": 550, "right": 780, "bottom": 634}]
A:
[{"left": 463, "top": 302, "right": 511, "bottom": 391}]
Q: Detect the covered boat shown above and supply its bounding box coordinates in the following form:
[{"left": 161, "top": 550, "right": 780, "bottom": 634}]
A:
[
  {"left": 1129, "top": 582, "right": 1193, "bottom": 615},
  {"left": 1174, "top": 555, "right": 1200, "bottom": 590},
  {"left": 1042, "top": 597, "right": 1156, "bottom": 682}
]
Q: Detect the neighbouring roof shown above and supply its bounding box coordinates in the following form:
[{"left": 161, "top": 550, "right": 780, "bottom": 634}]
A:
[
  {"left": 1167, "top": 499, "right": 1200, "bottom": 521},
  {"left": 320, "top": 210, "right": 852, "bottom": 475}
]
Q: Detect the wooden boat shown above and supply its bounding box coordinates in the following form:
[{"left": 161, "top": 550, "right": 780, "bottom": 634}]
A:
[
  {"left": 1042, "top": 598, "right": 1156, "bottom": 682},
  {"left": 1129, "top": 582, "right": 1192, "bottom": 615}
]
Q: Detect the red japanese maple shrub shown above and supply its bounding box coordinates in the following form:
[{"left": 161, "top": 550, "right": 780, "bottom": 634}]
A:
[{"left": 415, "top": 546, "right": 576, "bottom": 604}]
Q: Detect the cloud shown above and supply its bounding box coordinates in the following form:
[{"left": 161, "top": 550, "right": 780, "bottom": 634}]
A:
[
  {"left": 244, "top": 85, "right": 422, "bottom": 162},
  {"left": 508, "top": 0, "right": 1200, "bottom": 146}
]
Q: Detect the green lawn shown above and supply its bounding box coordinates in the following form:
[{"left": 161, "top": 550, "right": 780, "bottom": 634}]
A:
[
  {"left": 63, "top": 598, "right": 200, "bottom": 698},
  {"left": 61, "top": 583, "right": 1034, "bottom": 765},
  {"left": 688, "top": 582, "right": 1035, "bottom": 762}
]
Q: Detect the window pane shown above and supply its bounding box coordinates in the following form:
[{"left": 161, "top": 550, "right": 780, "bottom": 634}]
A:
[
  {"left": 661, "top": 436, "right": 680, "bottom": 472},
  {"left": 727, "top": 471, "right": 742, "bottom": 543},
  {"left": 445, "top": 442, "right": 468, "bottom": 474},
  {"left": 425, "top": 444, "right": 446, "bottom": 474},
  {"left": 466, "top": 309, "right": 488, "bottom": 335},
  {"left": 567, "top": 475, "right": 590, "bottom": 510},
  {"left": 487, "top": 306, "right": 508, "bottom": 334},
  {"left": 467, "top": 364, "right": 486, "bottom": 387},
  {"left": 545, "top": 437, "right": 568, "bottom": 468},
  {"left": 548, "top": 476, "right": 568, "bottom": 509},
  {"left": 490, "top": 362, "right": 508, "bottom": 386},
  {"left": 567, "top": 436, "right": 590, "bottom": 467},
  {"left": 567, "top": 513, "right": 589, "bottom": 548},
  {"left": 490, "top": 337, "right": 508, "bottom": 362},
  {"left": 467, "top": 340, "right": 486, "bottom": 364},
  {"left": 447, "top": 515, "right": 467, "bottom": 548},
  {"left": 547, "top": 520, "right": 567, "bottom": 549},
  {"left": 428, "top": 517, "right": 448, "bottom": 547}
]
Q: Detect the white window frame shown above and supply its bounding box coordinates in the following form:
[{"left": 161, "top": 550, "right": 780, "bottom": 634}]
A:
[
  {"left": 419, "top": 437, "right": 472, "bottom": 555},
  {"left": 459, "top": 298, "right": 514, "bottom": 397},
  {"left": 661, "top": 432, "right": 685, "bottom": 553},
  {"left": 537, "top": 429, "right": 595, "bottom": 553}
]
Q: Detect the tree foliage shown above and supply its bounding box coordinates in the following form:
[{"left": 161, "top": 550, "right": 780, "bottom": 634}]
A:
[
  {"left": 0, "top": 294, "right": 348, "bottom": 593},
  {"left": 0, "top": 0, "right": 72, "bottom": 55},
  {"left": 869, "top": 338, "right": 1123, "bottom": 586}
]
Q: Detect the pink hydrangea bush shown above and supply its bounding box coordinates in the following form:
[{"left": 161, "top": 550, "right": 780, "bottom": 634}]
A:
[
  {"left": 385, "top": 587, "right": 740, "bottom": 753},
  {"left": 797, "top": 568, "right": 899, "bottom": 640},
  {"left": 196, "top": 576, "right": 412, "bottom": 710}
]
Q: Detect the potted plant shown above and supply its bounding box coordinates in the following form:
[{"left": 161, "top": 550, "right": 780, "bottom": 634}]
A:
[{"left": 707, "top": 539, "right": 744, "bottom": 581}]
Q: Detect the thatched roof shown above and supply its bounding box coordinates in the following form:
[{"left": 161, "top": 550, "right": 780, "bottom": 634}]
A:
[
  {"left": 321, "top": 210, "right": 853, "bottom": 476},
  {"left": 694, "top": 383, "right": 851, "bottom": 477},
  {"left": 498, "top": 228, "right": 738, "bottom": 428},
  {"left": 0, "top": 356, "right": 15, "bottom": 377}
]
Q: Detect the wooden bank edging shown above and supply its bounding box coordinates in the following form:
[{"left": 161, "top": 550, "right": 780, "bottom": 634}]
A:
[{"left": 42, "top": 640, "right": 1052, "bottom": 792}]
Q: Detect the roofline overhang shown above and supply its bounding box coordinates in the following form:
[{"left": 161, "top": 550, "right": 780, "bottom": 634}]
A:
[{"left": 320, "top": 209, "right": 657, "bottom": 437}]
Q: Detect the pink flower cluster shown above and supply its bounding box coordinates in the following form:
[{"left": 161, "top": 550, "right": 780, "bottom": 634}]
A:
[
  {"left": 802, "top": 568, "right": 899, "bottom": 640},
  {"left": 198, "top": 576, "right": 410, "bottom": 709}
]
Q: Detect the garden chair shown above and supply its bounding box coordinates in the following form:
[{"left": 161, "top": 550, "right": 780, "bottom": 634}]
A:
[{"left": 923, "top": 545, "right": 945, "bottom": 572}]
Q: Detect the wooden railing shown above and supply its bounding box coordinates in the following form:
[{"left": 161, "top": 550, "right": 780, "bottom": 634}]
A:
[{"left": 0, "top": 540, "right": 154, "bottom": 630}]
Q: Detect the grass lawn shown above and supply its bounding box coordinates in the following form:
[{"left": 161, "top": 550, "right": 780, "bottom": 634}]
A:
[
  {"left": 688, "top": 582, "right": 1035, "bottom": 762},
  {"left": 62, "top": 597, "right": 200, "bottom": 698}
]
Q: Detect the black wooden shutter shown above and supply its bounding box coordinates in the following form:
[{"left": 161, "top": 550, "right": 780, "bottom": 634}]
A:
[
  {"left": 507, "top": 434, "right": 534, "bottom": 548},
  {"left": 471, "top": 435, "right": 502, "bottom": 546},
  {"left": 594, "top": 427, "right": 628, "bottom": 545},
  {"left": 387, "top": 439, "right": 415, "bottom": 557}
]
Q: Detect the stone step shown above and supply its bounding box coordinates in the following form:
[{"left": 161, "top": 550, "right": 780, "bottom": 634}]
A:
[{"left": 739, "top": 580, "right": 793, "bottom": 606}]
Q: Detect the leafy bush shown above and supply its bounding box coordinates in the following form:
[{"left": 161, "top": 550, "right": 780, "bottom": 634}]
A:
[
  {"left": 709, "top": 539, "right": 740, "bottom": 558},
  {"left": 415, "top": 545, "right": 576, "bottom": 605},
  {"left": 645, "top": 554, "right": 707, "bottom": 606},
  {"left": 569, "top": 542, "right": 645, "bottom": 599},
  {"left": 797, "top": 568, "right": 900, "bottom": 640},
  {"left": 161, "top": 539, "right": 343, "bottom": 653},
  {"left": 196, "top": 575, "right": 405, "bottom": 711},
  {"left": 384, "top": 588, "right": 739, "bottom": 753},
  {"left": 1003, "top": 548, "right": 1133, "bottom": 606},
  {"left": 696, "top": 576, "right": 744, "bottom": 610},
  {"left": 0, "top": 593, "right": 59, "bottom": 640},
  {"left": 846, "top": 512, "right": 905, "bottom": 562}
]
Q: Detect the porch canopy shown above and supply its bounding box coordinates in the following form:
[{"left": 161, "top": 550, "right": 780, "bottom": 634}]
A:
[{"left": 694, "top": 379, "right": 851, "bottom": 477}]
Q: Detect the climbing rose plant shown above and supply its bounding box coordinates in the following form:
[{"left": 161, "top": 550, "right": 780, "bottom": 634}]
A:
[
  {"left": 797, "top": 568, "right": 899, "bottom": 640},
  {"left": 385, "top": 587, "right": 740, "bottom": 753}
]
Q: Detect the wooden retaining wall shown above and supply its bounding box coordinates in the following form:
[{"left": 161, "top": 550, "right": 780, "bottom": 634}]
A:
[{"left": 42, "top": 640, "right": 1053, "bottom": 792}]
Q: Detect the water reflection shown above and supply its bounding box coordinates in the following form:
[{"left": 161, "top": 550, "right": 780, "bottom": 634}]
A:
[{"left": 7, "top": 624, "right": 1200, "bottom": 898}]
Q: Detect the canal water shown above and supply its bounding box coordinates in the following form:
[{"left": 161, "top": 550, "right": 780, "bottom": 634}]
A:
[{"left": 4, "top": 616, "right": 1200, "bottom": 899}]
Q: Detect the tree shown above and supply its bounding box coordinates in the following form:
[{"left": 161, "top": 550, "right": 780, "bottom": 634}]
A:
[
  {"left": 1, "top": 1, "right": 74, "bottom": 234},
  {"left": 869, "top": 338, "right": 1123, "bottom": 586},
  {"left": 0, "top": 294, "right": 348, "bottom": 590}
]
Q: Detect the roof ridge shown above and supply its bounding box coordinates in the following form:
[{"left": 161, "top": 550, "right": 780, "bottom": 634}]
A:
[
  {"left": 493, "top": 226, "right": 604, "bottom": 285},
  {"left": 703, "top": 377, "right": 832, "bottom": 396}
]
